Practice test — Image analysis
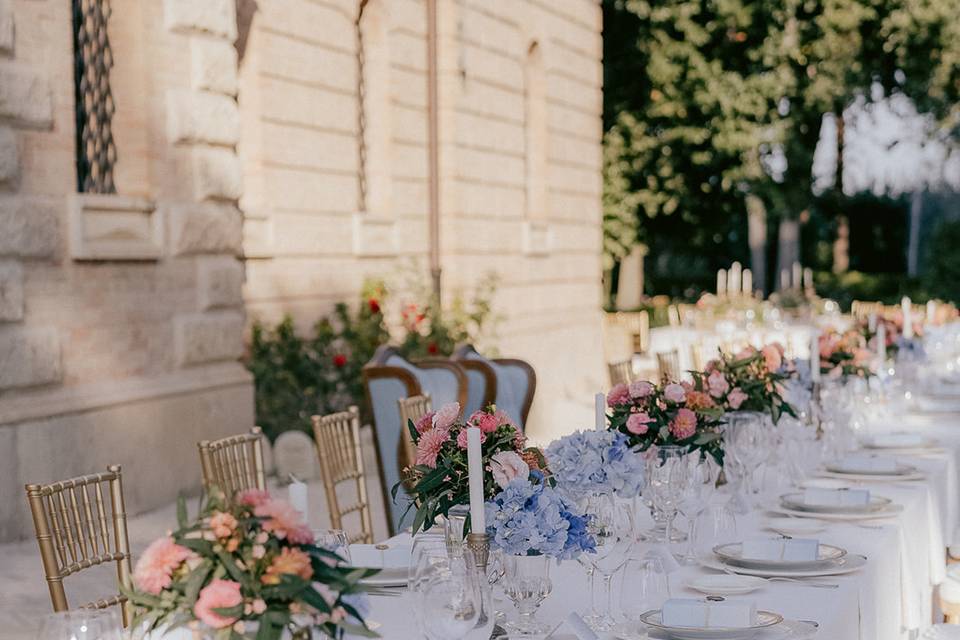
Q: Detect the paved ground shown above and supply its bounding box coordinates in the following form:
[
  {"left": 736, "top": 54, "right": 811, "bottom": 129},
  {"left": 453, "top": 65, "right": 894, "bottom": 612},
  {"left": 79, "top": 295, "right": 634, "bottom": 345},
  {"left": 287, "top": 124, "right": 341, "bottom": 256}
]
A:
[{"left": 0, "top": 430, "right": 391, "bottom": 640}]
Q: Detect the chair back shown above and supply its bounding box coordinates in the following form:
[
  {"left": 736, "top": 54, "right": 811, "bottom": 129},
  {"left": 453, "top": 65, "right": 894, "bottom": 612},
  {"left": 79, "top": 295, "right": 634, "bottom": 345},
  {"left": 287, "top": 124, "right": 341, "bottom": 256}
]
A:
[
  {"left": 312, "top": 407, "right": 373, "bottom": 544},
  {"left": 452, "top": 344, "right": 536, "bottom": 430},
  {"left": 363, "top": 345, "right": 467, "bottom": 534},
  {"left": 689, "top": 342, "right": 706, "bottom": 372},
  {"left": 607, "top": 359, "right": 636, "bottom": 387},
  {"left": 656, "top": 349, "right": 681, "bottom": 382},
  {"left": 667, "top": 305, "right": 681, "bottom": 327},
  {"left": 607, "top": 311, "right": 650, "bottom": 354},
  {"left": 25, "top": 465, "right": 133, "bottom": 626},
  {"left": 453, "top": 357, "right": 496, "bottom": 416},
  {"left": 198, "top": 427, "right": 267, "bottom": 498},
  {"left": 397, "top": 394, "right": 433, "bottom": 473}
]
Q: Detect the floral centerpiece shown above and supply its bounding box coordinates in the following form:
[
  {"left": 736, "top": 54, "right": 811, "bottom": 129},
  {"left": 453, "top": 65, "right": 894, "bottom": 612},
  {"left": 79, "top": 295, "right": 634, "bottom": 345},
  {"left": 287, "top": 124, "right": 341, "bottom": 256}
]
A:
[
  {"left": 124, "top": 490, "right": 376, "bottom": 640},
  {"left": 858, "top": 316, "right": 923, "bottom": 360},
  {"left": 545, "top": 429, "right": 644, "bottom": 500},
  {"left": 689, "top": 344, "right": 797, "bottom": 423},
  {"left": 397, "top": 402, "right": 547, "bottom": 534},
  {"left": 819, "top": 329, "right": 874, "bottom": 379},
  {"left": 606, "top": 380, "right": 725, "bottom": 465}
]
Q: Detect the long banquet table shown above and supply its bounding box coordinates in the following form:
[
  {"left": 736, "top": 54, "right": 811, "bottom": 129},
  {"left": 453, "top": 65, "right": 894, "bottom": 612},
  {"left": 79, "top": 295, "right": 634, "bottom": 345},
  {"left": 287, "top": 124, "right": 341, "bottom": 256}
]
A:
[{"left": 356, "top": 411, "right": 960, "bottom": 640}]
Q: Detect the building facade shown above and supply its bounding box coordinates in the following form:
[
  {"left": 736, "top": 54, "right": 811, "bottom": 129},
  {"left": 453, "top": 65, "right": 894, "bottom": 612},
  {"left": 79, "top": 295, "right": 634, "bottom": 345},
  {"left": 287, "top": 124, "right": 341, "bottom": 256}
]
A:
[{"left": 0, "top": 0, "right": 604, "bottom": 541}]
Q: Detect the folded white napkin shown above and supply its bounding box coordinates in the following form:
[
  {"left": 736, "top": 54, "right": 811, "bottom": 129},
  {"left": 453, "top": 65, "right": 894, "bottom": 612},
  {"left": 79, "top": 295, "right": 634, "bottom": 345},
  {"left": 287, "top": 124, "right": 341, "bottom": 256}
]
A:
[
  {"left": 349, "top": 543, "right": 411, "bottom": 568},
  {"left": 661, "top": 598, "right": 757, "bottom": 628},
  {"left": 803, "top": 487, "right": 870, "bottom": 506},
  {"left": 741, "top": 536, "right": 819, "bottom": 561},
  {"left": 839, "top": 455, "right": 898, "bottom": 473}
]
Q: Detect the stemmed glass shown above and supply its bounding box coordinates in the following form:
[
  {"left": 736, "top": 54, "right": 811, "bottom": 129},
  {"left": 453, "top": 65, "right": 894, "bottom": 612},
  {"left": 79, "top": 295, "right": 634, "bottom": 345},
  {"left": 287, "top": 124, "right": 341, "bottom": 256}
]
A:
[
  {"left": 416, "top": 549, "right": 482, "bottom": 640},
  {"left": 501, "top": 554, "right": 553, "bottom": 636},
  {"left": 647, "top": 448, "right": 687, "bottom": 553},
  {"left": 590, "top": 495, "right": 635, "bottom": 631},
  {"left": 691, "top": 504, "right": 738, "bottom": 559},
  {"left": 676, "top": 454, "right": 718, "bottom": 563},
  {"left": 617, "top": 556, "right": 670, "bottom": 639},
  {"left": 723, "top": 412, "right": 768, "bottom": 509},
  {"left": 36, "top": 610, "right": 123, "bottom": 640},
  {"left": 313, "top": 528, "right": 351, "bottom": 563}
]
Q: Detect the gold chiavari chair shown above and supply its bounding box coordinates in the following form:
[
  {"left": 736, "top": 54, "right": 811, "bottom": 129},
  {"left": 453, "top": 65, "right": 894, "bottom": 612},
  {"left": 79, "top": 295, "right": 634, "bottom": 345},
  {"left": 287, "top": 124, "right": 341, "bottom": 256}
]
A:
[
  {"left": 398, "top": 394, "right": 432, "bottom": 474},
  {"left": 312, "top": 406, "right": 374, "bottom": 544},
  {"left": 667, "top": 305, "right": 682, "bottom": 328},
  {"left": 689, "top": 342, "right": 705, "bottom": 372},
  {"left": 656, "top": 349, "right": 681, "bottom": 382},
  {"left": 25, "top": 465, "right": 133, "bottom": 626},
  {"left": 198, "top": 427, "right": 267, "bottom": 498},
  {"left": 608, "top": 359, "right": 636, "bottom": 386},
  {"left": 610, "top": 311, "right": 650, "bottom": 354}
]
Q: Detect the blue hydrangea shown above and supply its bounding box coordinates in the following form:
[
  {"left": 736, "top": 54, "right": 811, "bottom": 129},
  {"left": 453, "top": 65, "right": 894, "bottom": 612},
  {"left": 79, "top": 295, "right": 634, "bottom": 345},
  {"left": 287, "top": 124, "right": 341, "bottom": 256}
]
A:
[
  {"left": 484, "top": 474, "right": 595, "bottom": 560},
  {"left": 545, "top": 430, "right": 644, "bottom": 500}
]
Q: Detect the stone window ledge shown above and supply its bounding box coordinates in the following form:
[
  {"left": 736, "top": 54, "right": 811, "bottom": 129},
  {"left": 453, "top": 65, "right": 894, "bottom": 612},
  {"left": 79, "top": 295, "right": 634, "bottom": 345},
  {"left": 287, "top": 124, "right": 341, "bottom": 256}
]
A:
[{"left": 69, "top": 193, "right": 160, "bottom": 260}]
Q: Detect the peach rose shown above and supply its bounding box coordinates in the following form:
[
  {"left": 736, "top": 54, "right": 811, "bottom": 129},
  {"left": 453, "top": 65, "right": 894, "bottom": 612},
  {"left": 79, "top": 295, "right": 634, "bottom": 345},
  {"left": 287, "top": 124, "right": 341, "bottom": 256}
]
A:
[
  {"left": 194, "top": 579, "right": 243, "bottom": 629},
  {"left": 262, "top": 547, "right": 313, "bottom": 585},
  {"left": 761, "top": 344, "right": 783, "bottom": 372},
  {"left": 663, "top": 383, "right": 686, "bottom": 403},
  {"left": 707, "top": 370, "right": 729, "bottom": 398},
  {"left": 209, "top": 511, "right": 238, "bottom": 539}
]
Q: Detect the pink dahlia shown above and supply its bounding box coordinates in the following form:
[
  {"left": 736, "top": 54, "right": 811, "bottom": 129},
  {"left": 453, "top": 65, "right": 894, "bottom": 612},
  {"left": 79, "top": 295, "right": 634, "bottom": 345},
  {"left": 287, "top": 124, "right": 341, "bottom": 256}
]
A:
[
  {"left": 626, "top": 412, "right": 654, "bottom": 435},
  {"left": 607, "top": 383, "right": 631, "bottom": 407},
  {"left": 194, "top": 579, "right": 243, "bottom": 629},
  {"left": 133, "top": 536, "right": 194, "bottom": 595},
  {"left": 669, "top": 408, "right": 698, "bottom": 440},
  {"left": 415, "top": 428, "right": 449, "bottom": 468},
  {"left": 414, "top": 411, "right": 436, "bottom": 434}
]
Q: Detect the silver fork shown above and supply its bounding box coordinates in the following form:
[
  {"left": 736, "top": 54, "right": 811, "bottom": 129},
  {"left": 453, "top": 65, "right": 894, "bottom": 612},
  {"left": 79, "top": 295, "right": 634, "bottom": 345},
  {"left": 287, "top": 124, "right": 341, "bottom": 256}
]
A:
[{"left": 722, "top": 567, "right": 838, "bottom": 589}]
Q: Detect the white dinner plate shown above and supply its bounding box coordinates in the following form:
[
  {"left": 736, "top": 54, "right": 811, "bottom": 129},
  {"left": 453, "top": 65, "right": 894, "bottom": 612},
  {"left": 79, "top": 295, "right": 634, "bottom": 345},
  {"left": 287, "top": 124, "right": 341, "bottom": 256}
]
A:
[
  {"left": 763, "top": 517, "right": 827, "bottom": 536},
  {"left": 780, "top": 492, "right": 892, "bottom": 515},
  {"left": 770, "top": 504, "right": 902, "bottom": 521},
  {"left": 359, "top": 575, "right": 408, "bottom": 588},
  {"left": 686, "top": 574, "right": 768, "bottom": 595},
  {"left": 861, "top": 434, "right": 939, "bottom": 450},
  {"left": 638, "top": 608, "right": 783, "bottom": 640},
  {"left": 700, "top": 553, "right": 868, "bottom": 578},
  {"left": 817, "top": 470, "right": 927, "bottom": 482},
  {"left": 713, "top": 542, "right": 846, "bottom": 570},
  {"left": 640, "top": 619, "right": 818, "bottom": 640},
  {"left": 824, "top": 461, "right": 916, "bottom": 477}
]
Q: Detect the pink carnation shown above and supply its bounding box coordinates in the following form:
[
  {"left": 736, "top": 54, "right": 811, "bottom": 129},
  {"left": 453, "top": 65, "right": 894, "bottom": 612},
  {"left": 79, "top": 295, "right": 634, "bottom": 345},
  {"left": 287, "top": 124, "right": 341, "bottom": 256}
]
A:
[
  {"left": 255, "top": 498, "right": 308, "bottom": 541},
  {"left": 457, "top": 427, "right": 486, "bottom": 449},
  {"left": 414, "top": 411, "right": 436, "bottom": 434},
  {"left": 415, "top": 428, "right": 449, "bottom": 468},
  {"left": 628, "top": 380, "right": 655, "bottom": 399},
  {"left": 469, "top": 410, "right": 499, "bottom": 434},
  {"left": 237, "top": 489, "right": 271, "bottom": 508},
  {"left": 607, "top": 383, "right": 631, "bottom": 407},
  {"left": 494, "top": 408, "right": 513, "bottom": 427},
  {"left": 669, "top": 408, "right": 698, "bottom": 440},
  {"left": 727, "top": 387, "right": 748, "bottom": 410},
  {"left": 433, "top": 402, "right": 460, "bottom": 431},
  {"left": 663, "top": 383, "right": 686, "bottom": 403},
  {"left": 626, "top": 412, "right": 654, "bottom": 435},
  {"left": 707, "top": 370, "right": 730, "bottom": 398},
  {"left": 133, "top": 536, "right": 194, "bottom": 595},
  {"left": 194, "top": 579, "right": 243, "bottom": 629}
]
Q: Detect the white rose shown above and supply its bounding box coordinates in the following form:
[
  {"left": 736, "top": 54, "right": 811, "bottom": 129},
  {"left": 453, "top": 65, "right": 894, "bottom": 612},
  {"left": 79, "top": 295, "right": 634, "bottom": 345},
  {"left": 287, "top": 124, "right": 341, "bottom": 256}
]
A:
[{"left": 489, "top": 451, "right": 529, "bottom": 489}]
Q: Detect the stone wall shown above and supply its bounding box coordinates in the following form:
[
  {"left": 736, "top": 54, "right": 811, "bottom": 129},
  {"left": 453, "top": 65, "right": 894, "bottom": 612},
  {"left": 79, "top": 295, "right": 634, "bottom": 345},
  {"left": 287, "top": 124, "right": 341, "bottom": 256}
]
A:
[
  {"left": 0, "top": 0, "right": 253, "bottom": 541},
  {"left": 239, "top": 0, "right": 606, "bottom": 444}
]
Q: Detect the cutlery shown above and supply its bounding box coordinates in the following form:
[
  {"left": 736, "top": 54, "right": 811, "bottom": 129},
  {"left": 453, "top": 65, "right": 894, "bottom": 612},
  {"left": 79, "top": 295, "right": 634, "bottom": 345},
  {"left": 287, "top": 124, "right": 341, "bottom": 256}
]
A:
[{"left": 722, "top": 567, "right": 838, "bottom": 589}]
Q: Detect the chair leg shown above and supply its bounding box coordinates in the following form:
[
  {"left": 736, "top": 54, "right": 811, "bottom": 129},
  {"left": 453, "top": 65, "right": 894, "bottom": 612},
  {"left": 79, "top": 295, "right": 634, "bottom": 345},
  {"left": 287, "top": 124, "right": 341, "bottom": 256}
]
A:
[{"left": 941, "top": 598, "right": 960, "bottom": 624}]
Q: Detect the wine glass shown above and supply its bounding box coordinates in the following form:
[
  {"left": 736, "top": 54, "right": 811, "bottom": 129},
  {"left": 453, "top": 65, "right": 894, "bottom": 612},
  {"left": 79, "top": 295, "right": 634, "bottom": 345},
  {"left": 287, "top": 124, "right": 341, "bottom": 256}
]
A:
[
  {"left": 647, "top": 450, "right": 687, "bottom": 555},
  {"left": 313, "top": 528, "right": 351, "bottom": 563},
  {"left": 36, "top": 610, "right": 123, "bottom": 640},
  {"left": 723, "top": 413, "right": 768, "bottom": 507},
  {"left": 501, "top": 554, "right": 553, "bottom": 636},
  {"left": 676, "top": 455, "right": 718, "bottom": 564},
  {"left": 409, "top": 535, "right": 451, "bottom": 593},
  {"left": 617, "top": 556, "right": 669, "bottom": 639},
  {"left": 691, "top": 504, "right": 738, "bottom": 559},
  {"left": 416, "top": 550, "right": 482, "bottom": 640},
  {"left": 589, "top": 495, "right": 634, "bottom": 630}
]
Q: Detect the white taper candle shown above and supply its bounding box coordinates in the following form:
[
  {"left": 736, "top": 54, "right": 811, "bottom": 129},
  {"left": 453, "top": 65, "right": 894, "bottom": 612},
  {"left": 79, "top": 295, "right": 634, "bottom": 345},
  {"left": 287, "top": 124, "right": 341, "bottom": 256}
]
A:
[
  {"left": 868, "top": 313, "right": 877, "bottom": 333},
  {"left": 792, "top": 262, "right": 802, "bottom": 290},
  {"left": 595, "top": 392, "right": 606, "bottom": 431},
  {"left": 288, "top": 480, "right": 308, "bottom": 524},
  {"left": 810, "top": 329, "right": 821, "bottom": 382},
  {"left": 927, "top": 300, "right": 937, "bottom": 325},
  {"left": 902, "top": 296, "right": 914, "bottom": 339},
  {"left": 467, "top": 427, "right": 486, "bottom": 532},
  {"left": 876, "top": 322, "right": 886, "bottom": 362},
  {"left": 717, "top": 269, "right": 727, "bottom": 297},
  {"left": 741, "top": 269, "right": 752, "bottom": 297}
]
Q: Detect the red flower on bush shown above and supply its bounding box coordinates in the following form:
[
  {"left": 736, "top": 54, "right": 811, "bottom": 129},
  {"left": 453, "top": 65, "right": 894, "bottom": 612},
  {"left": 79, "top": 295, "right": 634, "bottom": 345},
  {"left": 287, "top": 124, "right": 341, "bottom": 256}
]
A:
[
  {"left": 333, "top": 353, "right": 347, "bottom": 367},
  {"left": 427, "top": 342, "right": 438, "bottom": 354},
  {"left": 368, "top": 298, "right": 381, "bottom": 314}
]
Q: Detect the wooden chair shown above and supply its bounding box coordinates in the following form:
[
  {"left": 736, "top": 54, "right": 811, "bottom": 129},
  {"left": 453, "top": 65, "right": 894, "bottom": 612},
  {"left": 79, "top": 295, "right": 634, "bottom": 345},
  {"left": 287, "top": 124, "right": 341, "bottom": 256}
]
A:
[
  {"left": 312, "top": 407, "right": 374, "bottom": 544},
  {"left": 689, "top": 342, "right": 706, "bottom": 372},
  {"left": 451, "top": 344, "right": 536, "bottom": 429},
  {"left": 362, "top": 345, "right": 467, "bottom": 534},
  {"left": 25, "top": 465, "right": 133, "bottom": 626},
  {"left": 656, "top": 349, "right": 681, "bottom": 382},
  {"left": 667, "top": 305, "right": 681, "bottom": 328},
  {"left": 198, "top": 427, "right": 267, "bottom": 498},
  {"left": 609, "top": 311, "right": 650, "bottom": 354},
  {"left": 608, "top": 359, "right": 636, "bottom": 387},
  {"left": 397, "top": 394, "right": 432, "bottom": 473}
]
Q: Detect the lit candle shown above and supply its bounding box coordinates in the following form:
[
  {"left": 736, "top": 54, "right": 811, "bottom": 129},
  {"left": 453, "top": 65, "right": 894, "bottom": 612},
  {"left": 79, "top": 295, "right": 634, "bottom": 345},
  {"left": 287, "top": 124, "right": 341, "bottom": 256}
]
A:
[
  {"left": 792, "top": 262, "right": 802, "bottom": 290},
  {"left": 803, "top": 268, "right": 814, "bottom": 293},
  {"left": 717, "top": 269, "right": 727, "bottom": 297},
  {"left": 902, "top": 296, "right": 914, "bottom": 339},
  {"left": 741, "top": 269, "right": 752, "bottom": 297},
  {"left": 810, "top": 330, "right": 821, "bottom": 382},
  {"left": 780, "top": 269, "right": 789, "bottom": 291},
  {"left": 467, "top": 427, "right": 486, "bottom": 532},
  {"left": 927, "top": 300, "right": 937, "bottom": 326},
  {"left": 876, "top": 322, "right": 886, "bottom": 362},
  {"left": 595, "top": 392, "right": 606, "bottom": 431},
  {"left": 729, "top": 262, "right": 742, "bottom": 296},
  {"left": 868, "top": 313, "right": 877, "bottom": 333},
  {"left": 288, "top": 479, "right": 308, "bottom": 524}
]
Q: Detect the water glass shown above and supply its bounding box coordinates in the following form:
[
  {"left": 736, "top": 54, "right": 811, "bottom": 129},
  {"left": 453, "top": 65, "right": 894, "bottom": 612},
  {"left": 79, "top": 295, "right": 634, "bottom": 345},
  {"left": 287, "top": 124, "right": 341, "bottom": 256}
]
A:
[
  {"left": 416, "top": 553, "right": 482, "bottom": 640},
  {"left": 36, "top": 610, "right": 123, "bottom": 640},
  {"left": 313, "top": 528, "right": 351, "bottom": 563},
  {"left": 691, "top": 504, "right": 738, "bottom": 559},
  {"left": 501, "top": 554, "right": 553, "bottom": 636},
  {"left": 676, "top": 455, "right": 718, "bottom": 563},
  {"left": 617, "top": 556, "right": 669, "bottom": 639}
]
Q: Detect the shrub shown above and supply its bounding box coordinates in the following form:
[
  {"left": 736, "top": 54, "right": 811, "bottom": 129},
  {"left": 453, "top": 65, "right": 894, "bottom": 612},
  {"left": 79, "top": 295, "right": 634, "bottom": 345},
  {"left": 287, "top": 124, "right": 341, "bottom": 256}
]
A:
[{"left": 925, "top": 220, "right": 960, "bottom": 304}]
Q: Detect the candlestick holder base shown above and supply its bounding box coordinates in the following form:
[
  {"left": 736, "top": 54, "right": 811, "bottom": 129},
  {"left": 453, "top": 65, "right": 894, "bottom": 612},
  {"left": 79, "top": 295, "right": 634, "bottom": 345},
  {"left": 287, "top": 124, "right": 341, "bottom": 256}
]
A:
[{"left": 465, "top": 532, "right": 490, "bottom": 573}]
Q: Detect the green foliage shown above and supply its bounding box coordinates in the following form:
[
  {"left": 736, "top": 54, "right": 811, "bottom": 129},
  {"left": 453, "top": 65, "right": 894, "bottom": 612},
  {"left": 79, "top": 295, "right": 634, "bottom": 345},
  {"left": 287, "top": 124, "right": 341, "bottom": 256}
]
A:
[
  {"left": 603, "top": 0, "right": 960, "bottom": 290},
  {"left": 813, "top": 270, "right": 928, "bottom": 311},
  {"left": 246, "top": 275, "right": 500, "bottom": 442},
  {"left": 924, "top": 220, "right": 960, "bottom": 304}
]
